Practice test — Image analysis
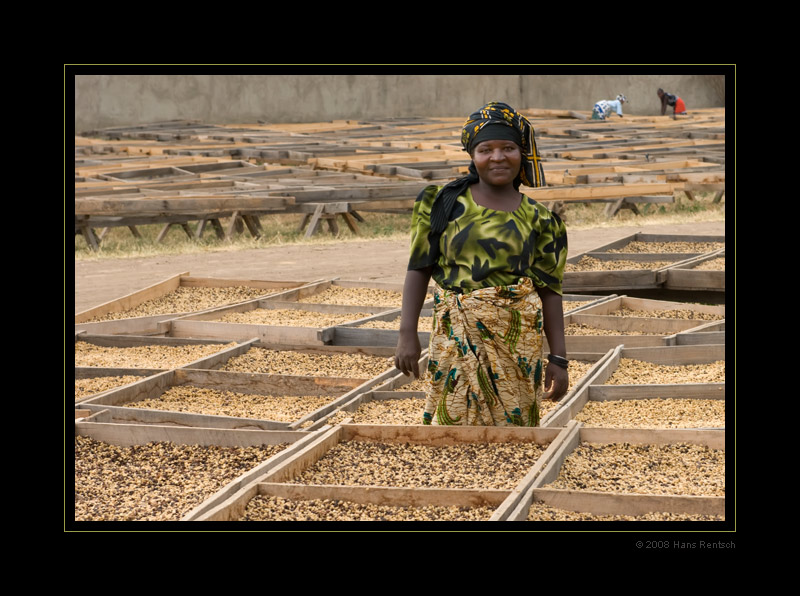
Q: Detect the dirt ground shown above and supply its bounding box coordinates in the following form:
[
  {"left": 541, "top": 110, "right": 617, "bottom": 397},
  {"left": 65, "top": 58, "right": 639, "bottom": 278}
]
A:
[{"left": 73, "top": 220, "right": 725, "bottom": 314}]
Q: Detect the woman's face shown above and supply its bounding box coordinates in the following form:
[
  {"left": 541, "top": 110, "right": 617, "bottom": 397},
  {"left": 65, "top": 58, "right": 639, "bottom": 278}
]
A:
[{"left": 471, "top": 139, "right": 522, "bottom": 187}]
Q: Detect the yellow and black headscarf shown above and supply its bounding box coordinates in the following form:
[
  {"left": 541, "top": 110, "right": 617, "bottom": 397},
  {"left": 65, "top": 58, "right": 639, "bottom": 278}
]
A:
[
  {"left": 462, "top": 101, "right": 546, "bottom": 188},
  {"left": 429, "top": 101, "right": 546, "bottom": 233}
]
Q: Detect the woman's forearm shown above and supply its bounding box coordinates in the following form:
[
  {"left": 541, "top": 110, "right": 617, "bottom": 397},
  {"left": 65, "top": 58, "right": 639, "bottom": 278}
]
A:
[
  {"left": 538, "top": 285, "right": 569, "bottom": 400},
  {"left": 395, "top": 266, "right": 433, "bottom": 378},
  {"left": 538, "top": 286, "right": 566, "bottom": 357},
  {"left": 399, "top": 267, "right": 432, "bottom": 333}
]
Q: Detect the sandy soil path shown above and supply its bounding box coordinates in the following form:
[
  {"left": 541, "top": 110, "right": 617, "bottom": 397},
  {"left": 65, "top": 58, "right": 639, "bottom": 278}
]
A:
[{"left": 74, "top": 220, "right": 725, "bottom": 314}]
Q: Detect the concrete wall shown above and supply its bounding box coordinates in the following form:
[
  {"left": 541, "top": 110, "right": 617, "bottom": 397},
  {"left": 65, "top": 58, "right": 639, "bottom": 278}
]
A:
[{"left": 74, "top": 72, "right": 727, "bottom": 133}]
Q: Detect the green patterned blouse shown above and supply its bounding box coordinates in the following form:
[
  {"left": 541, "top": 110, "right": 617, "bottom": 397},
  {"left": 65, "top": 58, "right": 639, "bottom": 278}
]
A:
[{"left": 408, "top": 184, "right": 568, "bottom": 294}]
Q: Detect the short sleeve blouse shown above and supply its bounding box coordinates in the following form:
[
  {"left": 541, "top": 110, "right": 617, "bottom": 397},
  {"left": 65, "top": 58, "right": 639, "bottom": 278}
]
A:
[{"left": 408, "top": 184, "right": 568, "bottom": 294}]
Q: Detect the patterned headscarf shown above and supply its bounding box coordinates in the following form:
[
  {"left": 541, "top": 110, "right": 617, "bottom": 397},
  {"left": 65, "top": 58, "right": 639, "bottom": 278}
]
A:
[
  {"left": 429, "top": 101, "right": 546, "bottom": 233},
  {"left": 462, "top": 102, "right": 546, "bottom": 188}
]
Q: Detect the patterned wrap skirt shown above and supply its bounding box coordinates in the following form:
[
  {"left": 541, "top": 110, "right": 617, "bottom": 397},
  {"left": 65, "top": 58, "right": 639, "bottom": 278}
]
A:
[{"left": 422, "top": 277, "right": 545, "bottom": 427}]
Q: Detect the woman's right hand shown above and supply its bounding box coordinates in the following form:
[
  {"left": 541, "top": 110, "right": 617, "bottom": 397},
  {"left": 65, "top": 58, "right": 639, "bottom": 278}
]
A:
[
  {"left": 395, "top": 331, "right": 422, "bottom": 379},
  {"left": 395, "top": 267, "right": 432, "bottom": 379}
]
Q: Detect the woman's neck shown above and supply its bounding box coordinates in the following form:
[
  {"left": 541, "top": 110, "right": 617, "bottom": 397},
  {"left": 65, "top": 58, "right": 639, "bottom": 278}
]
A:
[{"left": 470, "top": 180, "right": 522, "bottom": 212}]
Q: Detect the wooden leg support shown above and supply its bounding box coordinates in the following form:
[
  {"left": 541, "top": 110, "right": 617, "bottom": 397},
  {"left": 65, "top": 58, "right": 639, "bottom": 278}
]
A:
[
  {"left": 79, "top": 226, "right": 100, "bottom": 251},
  {"left": 242, "top": 214, "right": 263, "bottom": 239},
  {"left": 303, "top": 204, "right": 325, "bottom": 238},
  {"left": 605, "top": 198, "right": 640, "bottom": 218},
  {"left": 156, "top": 223, "right": 171, "bottom": 243},
  {"left": 299, "top": 205, "right": 364, "bottom": 237},
  {"left": 210, "top": 219, "right": 225, "bottom": 239},
  {"left": 342, "top": 212, "right": 360, "bottom": 234},
  {"left": 226, "top": 211, "right": 246, "bottom": 240},
  {"left": 195, "top": 219, "right": 208, "bottom": 239},
  {"left": 326, "top": 215, "right": 339, "bottom": 236}
]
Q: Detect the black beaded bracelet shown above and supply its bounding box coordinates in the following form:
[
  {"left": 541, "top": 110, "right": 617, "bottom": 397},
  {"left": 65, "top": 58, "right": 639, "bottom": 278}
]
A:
[{"left": 547, "top": 354, "right": 570, "bottom": 369}]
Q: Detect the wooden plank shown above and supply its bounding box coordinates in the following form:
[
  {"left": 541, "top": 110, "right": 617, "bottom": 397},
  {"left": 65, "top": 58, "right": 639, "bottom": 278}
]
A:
[
  {"left": 588, "top": 383, "right": 725, "bottom": 400},
  {"left": 259, "top": 483, "right": 510, "bottom": 508},
  {"left": 522, "top": 183, "right": 676, "bottom": 202},
  {"left": 620, "top": 344, "right": 725, "bottom": 365},
  {"left": 195, "top": 472, "right": 507, "bottom": 521},
  {"left": 75, "top": 196, "right": 294, "bottom": 216},
  {"left": 350, "top": 199, "right": 416, "bottom": 212},
  {"left": 570, "top": 313, "right": 702, "bottom": 334},
  {"left": 671, "top": 331, "right": 726, "bottom": 346},
  {"left": 177, "top": 298, "right": 390, "bottom": 321},
  {"left": 74, "top": 366, "right": 164, "bottom": 380},
  {"left": 635, "top": 233, "right": 725, "bottom": 244},
  {"left": 173, "top": 368, "right": 363, "bottom": 396},
  {"left": 77, "top": 333, "right": 245, "bottom": 349},
  {"left": 578, "top": 295, "right": 724, "bottom": 316},
  {"left": 77, "top": 403, "right": 292, "bottom": 431},
  {"left": 178, "top": 277, "right": 309, "bottom": 290},
  {"left": 563, "top": 270, "right": 659, "bottom": 292},
  {"left": 584, "top": 233, "right": 724, "bottom": 254},
  {"left": 524, "top": 489, "right": 725, "bottom": 518},
  {"left": 76, "top": 280, "right": 312, "bottom": 334},
  {"left": 564, "top": 335, "right": 663, "bottom": 353},
  {"left": 169, "top": 319, "right": 331, "bottom": 345},
  {"left": 576, "top": 252, "right": 690, "bottom": 264},
  {"left": 75, "top": 272, "right": 188, "bottom": 322},
  {"left": 339, "top": 424, "right": 561, "bottom": 446},
  {"left": 74, "top": 420, "right": 306, "bottom": 447},
  {"left": 580, "top": 427, "right": 724, "bottom": 449},
  {"left": 77, "top": 364, "right": 372, "bottom": 431},
  {"left": 75, "top": 313, "right": 185, "bottom": 337},
  {"left": 665, "top": 268, "right": 725, "bottom": 291}
]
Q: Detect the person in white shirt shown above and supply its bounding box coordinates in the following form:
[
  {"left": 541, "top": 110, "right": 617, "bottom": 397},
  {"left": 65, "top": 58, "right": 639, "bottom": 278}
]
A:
[{"left": 592, "top": 94, "right": 627, "bottom": 120}]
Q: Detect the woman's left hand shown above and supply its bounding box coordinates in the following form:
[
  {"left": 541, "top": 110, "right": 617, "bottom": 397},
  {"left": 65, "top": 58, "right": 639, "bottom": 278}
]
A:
[{"left": 543, "top": 362, "right": 569, "bottom": 402}]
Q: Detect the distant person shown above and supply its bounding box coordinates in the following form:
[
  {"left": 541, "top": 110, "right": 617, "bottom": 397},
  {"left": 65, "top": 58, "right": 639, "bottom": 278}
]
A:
[
  {"left": 592, "top": 94, "right": 627, "bottom": 120},
  {"left": 657, "top": 88, "right": 687, "bottom": 119}
]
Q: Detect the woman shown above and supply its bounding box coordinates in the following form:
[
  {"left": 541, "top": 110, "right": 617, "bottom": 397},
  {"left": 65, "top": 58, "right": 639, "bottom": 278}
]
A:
[
  {"left": 394, "top": 101, "right": 569, "bottom": 427},
  {"left": 592, "top": 94, "right": 627, "bottom": 120},
  {"left": 657, "top": 88, "right": 687, "bottom": 119}
]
